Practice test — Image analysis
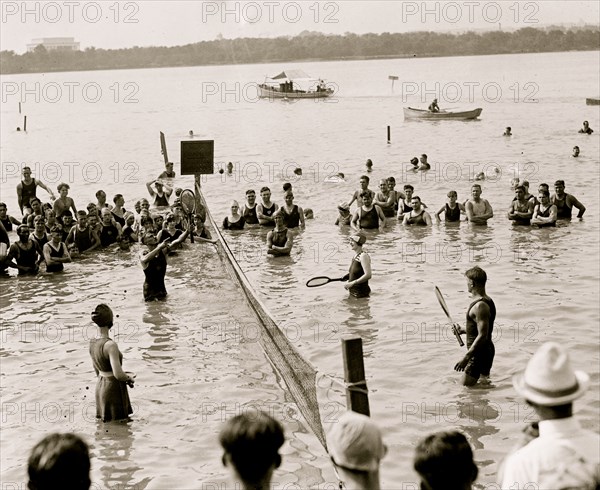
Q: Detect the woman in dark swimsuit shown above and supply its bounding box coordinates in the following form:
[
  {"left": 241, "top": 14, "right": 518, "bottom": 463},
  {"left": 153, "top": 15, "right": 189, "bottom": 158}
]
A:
[
  {"left": 222, "top": 200, "right": 245, "bottom": 230},
  {"left": 89, "top": 304, "right": 135, "bottom": 422},
  {"left": 344, "top": 233, "right": 371, "bottom": 298}
]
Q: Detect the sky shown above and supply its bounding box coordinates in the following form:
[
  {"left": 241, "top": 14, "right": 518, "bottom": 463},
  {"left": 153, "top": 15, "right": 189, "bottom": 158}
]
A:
[{"left": 1, "top": 0, "right": 599, "bottom": 54}]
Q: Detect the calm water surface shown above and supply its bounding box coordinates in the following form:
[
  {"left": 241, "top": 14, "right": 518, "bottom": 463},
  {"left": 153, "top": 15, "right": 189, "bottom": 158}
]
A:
[{"left": 1, "top": 51, "right": 599, "bottom": 489}]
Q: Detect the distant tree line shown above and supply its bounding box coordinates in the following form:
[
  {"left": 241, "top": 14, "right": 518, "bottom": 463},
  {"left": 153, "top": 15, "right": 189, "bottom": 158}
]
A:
[{"left": 2, "top": 27, "right": 599, "bottom": 74}]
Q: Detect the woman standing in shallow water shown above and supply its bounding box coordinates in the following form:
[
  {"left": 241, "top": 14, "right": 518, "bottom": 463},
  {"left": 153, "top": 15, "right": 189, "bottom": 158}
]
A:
[
  {"left": 344, "top": 232, "right": 372, "bottom": 298},
  {"left": 89, "top": 304, "right": 135, "bottom": 422}
]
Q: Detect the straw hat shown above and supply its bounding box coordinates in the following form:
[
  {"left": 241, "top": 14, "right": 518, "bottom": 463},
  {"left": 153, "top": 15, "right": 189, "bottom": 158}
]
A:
[
  {"left": 513, "top": 342, "right": 589, "bottom": 406},
  {"left": 327, "top": 411, "right": 386, "bottom": 472}
]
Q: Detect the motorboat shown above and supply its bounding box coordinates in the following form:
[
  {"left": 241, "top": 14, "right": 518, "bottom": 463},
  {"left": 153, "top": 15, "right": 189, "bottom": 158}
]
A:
[{"left": 258, "top": 70, "right": 333, "bottom": 99}]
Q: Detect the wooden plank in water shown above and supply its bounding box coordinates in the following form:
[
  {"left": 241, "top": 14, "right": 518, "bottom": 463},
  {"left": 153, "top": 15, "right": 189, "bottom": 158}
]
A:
[{"left": 160, "top": 131, "right": 169, "bottom": 164}]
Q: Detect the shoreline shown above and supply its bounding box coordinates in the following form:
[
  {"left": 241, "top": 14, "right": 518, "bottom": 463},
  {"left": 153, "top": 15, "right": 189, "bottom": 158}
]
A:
[{"left": 2, "top": 48, "right": 598, "bottom": 76}]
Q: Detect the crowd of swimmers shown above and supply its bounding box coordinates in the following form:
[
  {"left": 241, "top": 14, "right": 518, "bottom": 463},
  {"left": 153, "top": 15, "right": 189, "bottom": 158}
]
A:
[
  {"left": 335, "top": 173, "right": 585, "bottom": 233},
  {"left": 0, "top": 165, "right": 217, "bottom": 300},
  {"left": 0, "top": 154, "right": 589, "bottom": 301}
]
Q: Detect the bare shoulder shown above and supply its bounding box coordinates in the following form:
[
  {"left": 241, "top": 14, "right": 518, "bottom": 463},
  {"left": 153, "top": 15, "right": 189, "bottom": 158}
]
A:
[
  {"left": 103, "top": 339, "right": 119, "bottom": 354},
  {"left": 473, "top": 299, "right": 491, "bottom": 317}
]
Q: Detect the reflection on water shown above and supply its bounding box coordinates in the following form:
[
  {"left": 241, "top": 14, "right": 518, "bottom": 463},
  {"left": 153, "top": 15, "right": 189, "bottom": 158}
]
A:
[
  {"left": 454, "top": 389, "right": 501, "bottom": 451},
  {"left": 92, "top": 421, "right": 150, "bottom": 489}
]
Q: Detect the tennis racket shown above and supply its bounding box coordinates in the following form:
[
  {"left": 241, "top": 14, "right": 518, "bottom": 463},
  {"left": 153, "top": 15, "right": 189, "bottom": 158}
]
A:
[
  {"left": 306, "top": 276, "right": 347, "bottom": 287},
  {"left": 180, "top": 189, "right": 196, "bottom": 243},
  {"left": 434, "top": 286, "right": 465, "bottom": 347}
]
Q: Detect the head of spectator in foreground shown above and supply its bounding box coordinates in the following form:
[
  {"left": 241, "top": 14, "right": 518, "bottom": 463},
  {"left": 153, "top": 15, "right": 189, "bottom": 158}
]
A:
[
  {"left": 327, "top": 411, "right": 387, "bottom": 490},
  {"left": 28, "top": 433, "right": 91, "bottom": 490},
  {"left": 413, "top": 431, "right": 478, "bottom": 490},
  {"left": 219, "top": 410, "right": 285, "bottom": 490}
]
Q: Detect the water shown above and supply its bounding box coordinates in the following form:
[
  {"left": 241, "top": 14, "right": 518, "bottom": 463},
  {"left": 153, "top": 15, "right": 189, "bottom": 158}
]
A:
[{"left": 1, "top": 51, "right": 599, "bottom": 489}]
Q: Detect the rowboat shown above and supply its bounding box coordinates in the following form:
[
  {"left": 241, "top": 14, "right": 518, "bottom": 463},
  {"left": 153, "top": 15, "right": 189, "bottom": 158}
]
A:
[
  {"left": 258, "top": 69, "right": 334, "bottom": 99},
  {"left": 586, "top": 97, "right": 600, "bottom": 105},
  {"left": 403, "top": 107, "right": 483, "bottom": 120}
]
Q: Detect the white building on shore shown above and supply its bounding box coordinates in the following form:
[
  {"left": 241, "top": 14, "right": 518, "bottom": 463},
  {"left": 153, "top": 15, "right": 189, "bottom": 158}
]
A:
[{"left": 27, "top": 37, "right": 80, "bottom": 52}]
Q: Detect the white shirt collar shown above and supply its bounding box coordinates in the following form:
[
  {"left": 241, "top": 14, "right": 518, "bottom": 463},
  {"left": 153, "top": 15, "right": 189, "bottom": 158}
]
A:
[{"left": 538, "top": 417, "right": 581, "bottom": 437}]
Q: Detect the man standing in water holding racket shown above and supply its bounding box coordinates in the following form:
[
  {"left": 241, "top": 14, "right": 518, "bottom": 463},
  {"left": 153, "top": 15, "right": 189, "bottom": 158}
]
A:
[{"left": 454, "top": 266, "right": 496, "bottom": 386}]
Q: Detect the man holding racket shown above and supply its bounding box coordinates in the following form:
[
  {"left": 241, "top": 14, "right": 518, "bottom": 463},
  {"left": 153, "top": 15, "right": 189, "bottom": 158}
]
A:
[{"left": 454, "top": 266, "right": 496, "bottom": 386}]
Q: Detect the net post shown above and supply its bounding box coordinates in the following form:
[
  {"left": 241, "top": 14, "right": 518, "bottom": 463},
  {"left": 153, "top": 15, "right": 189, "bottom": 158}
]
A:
[
  {"left": 194, "top": 174, "right": 201, "bottom": 191},
  {"left": 193, "top": 174, "right": 205, "bottom": 225},
  {"left": 341, "top": 336, "right": 370, "bottom": 416}
]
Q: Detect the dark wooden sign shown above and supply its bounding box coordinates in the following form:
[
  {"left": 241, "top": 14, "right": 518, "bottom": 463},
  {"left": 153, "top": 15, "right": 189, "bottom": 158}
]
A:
[{"left": 181, "top": 140, "right": 214, "bottom": 175}]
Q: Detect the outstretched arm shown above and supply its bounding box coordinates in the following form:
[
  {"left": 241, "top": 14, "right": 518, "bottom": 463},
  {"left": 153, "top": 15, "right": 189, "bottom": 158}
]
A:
[
  {"left": 36, "top": 179, "right": 56, "bottom": 200},
  {"left": 347, "top": 191, "right": 358, "bottom": 209},
  {"left": 170, "top": 228, "right": 189, "bottom": 247},
  {"left": 140, "top": 241, "right": 168, "bottom": 266}
]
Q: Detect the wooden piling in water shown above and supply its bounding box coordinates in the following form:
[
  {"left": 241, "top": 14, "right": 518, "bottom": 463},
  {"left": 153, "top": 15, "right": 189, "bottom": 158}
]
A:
[{"left": 341, "top": 336, "right": 370, "bottom": 416}]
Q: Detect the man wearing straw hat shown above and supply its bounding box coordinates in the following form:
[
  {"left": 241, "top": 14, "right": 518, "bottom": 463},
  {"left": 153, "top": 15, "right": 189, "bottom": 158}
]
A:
[
  {"left": 499, "top": 342, "right": 599, "bottom": 489},
  {"left": 327, "top": 410, "right": 387, "bottom": 490}
]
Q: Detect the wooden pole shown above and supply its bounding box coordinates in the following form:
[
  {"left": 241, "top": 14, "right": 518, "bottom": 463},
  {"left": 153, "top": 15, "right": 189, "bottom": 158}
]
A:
[
  {"left": 23, "top": 116, "right": 27, "bottom": 132},
  {"left": 387, "top": 125, "right": 391, "bottom": 144},
  {"left": 194, "top": 174, "right": 206, "bottom": 223},
  {"left": 160, "top": 131, "right": 169, "bottom": 164},
  {"left": 341, "top": 336, "right": 370, "bottom": 416},
  {"left": 388, "top": 75, "right": 398, "bottom": 93},
  {"left": 19, "top": 102, "right": 21, "bottom": 114}
]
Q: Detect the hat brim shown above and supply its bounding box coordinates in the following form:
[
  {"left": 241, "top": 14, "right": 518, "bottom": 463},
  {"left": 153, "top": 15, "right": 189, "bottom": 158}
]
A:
[{"left": 513, "top": 370, "right": 589, "bottom": 406}]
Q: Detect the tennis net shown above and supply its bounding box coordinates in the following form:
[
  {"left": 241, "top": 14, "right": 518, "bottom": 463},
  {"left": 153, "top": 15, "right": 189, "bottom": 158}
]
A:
[{"left": 197, "top": 187, "right": 327, "bottom": 449}]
